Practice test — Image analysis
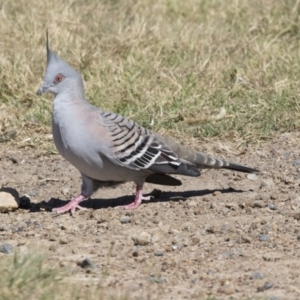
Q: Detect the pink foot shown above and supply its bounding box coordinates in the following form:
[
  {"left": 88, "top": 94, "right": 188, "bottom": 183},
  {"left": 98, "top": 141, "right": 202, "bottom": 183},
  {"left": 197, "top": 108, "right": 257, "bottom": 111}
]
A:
[
  {"left": 118, "top": 185, "right": 153, "bottom": 210},
  {"left": 52, "top": 195, "right": 87, "bottom": 215}
]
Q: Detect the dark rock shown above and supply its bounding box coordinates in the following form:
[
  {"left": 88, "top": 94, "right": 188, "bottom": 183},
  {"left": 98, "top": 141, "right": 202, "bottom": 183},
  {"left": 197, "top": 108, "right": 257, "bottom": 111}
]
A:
[
  {"left": 257, "top": 282, "right": 274, "bottom": 292},
  {"left": 80, "top": 258, "right": 96, "bottom": 269},
  {"left": 0, "top": 243, "right": 14, "bottom": 254},
  {"left": 19, "top": 195, "right": 31, "bottom": 209}
]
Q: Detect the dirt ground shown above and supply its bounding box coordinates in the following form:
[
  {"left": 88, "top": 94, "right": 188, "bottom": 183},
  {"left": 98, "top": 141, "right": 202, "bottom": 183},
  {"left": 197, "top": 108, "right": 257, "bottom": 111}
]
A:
[{"left": 1, "top": 132, "right": 300, "bottom": 299}]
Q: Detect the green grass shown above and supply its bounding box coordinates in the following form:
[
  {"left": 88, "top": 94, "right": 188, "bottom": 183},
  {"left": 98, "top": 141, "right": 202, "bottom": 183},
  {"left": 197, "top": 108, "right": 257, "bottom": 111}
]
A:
[
  {"left": 1, "top": 0, "right": 300, "bottom": 149},
  {"left": 0, "top": 252, "right": 128, "bottom": 300}
]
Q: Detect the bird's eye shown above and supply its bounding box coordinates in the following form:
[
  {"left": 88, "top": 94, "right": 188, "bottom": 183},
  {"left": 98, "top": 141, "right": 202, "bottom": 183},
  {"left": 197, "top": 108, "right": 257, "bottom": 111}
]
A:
[{"left": 54, "top": 74, "right": 64, "bottom": 83}]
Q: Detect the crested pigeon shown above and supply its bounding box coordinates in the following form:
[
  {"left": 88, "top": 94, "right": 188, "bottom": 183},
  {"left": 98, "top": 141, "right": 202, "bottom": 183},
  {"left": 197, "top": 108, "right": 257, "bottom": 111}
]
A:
[{"left": 37, "top": 35, "right": 259, "bottom": 215}]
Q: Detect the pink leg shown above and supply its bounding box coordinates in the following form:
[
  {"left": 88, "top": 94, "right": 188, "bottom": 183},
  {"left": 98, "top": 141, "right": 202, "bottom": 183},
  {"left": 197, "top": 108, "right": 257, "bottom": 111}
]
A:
[
  {"left": 118, "top": 185, "right": 152, "bottom": 210},
  {"left": 52, "top": 194, "right": 87, "bottom": 215}
]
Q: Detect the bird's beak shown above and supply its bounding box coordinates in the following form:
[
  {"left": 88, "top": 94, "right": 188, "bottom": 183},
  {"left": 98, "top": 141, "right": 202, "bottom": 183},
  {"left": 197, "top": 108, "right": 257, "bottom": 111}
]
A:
[{"left": 36, "top": 83, "right": 50, "bottom": 95}]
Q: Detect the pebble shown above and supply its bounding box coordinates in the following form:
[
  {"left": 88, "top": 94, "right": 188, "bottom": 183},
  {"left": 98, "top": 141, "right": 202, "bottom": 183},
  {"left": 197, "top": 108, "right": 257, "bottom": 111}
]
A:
[
  {"left": 154, "top": 250, "right": 164, "bottom": 256},
  {"left": 59, "top": 238, "right": 69, "bottom": 245},
  {"left": 120, "top": 216, "right": 131, "bottom": 224},
  {"left": 172, "top": 243, "right": 182, "bottom": 251},
  {"left": 187, "top": 200, "right": 197, "bottom": 207},
  {"left": 80, "top": 258, "right": 96, "bottom": 269},
  {"left": 257, "top": 282, "right": 274, "bottom": 292},
  {"left": 267, "top": 203, "right": 277, "bottom": 210},
  {"left": 132, "top": 232, "right": 151, "bottom": 246},
  {"left": 247, "top": 174, "right": 258, "bottom": 181},
  {"left": 270, "top": 193, "right": 278, "bottom": 200},
  {"left": 258, "top": 234, "right": 270, "bottom": 241},
  {"left": 0, "top": 225, "right": 9, "bottom": 231},
  {"left": 0, "top": 188, "right": 20, "bottom": 212},
  {"left": 49, "top": 244, "right": 58, "bottom": 252},
  {"left": 292, "top": 159, "right": 300, "bottom": 166},
  {"left": 191, "top": 236, "right": 200, "bottom": 245},
  {"left": 19, "top": 195, "right": 31, "bottom": 209},
  {"left": 17, "top": 239, "right": 27, "bottom": 246},
  {"left": 29, "top": 190, "right": 36, "bottom": 196},
  {"left": 217, "top": 286, "right": 235, "bottom": 295},
  {"left": 250, "top": 271, "right": 264, "bottom": 279},
  {"left": 0, "top": 243, "right": 14, "bottom": 254},
  {"left": 222, "top": 251, "right": 233, "bottom": 259},
  {"left": 61, "top": 186, "right": 69, "bottom": 196},
  {"left": 251, "top": 200, "right": 266, "bottom": 208}
]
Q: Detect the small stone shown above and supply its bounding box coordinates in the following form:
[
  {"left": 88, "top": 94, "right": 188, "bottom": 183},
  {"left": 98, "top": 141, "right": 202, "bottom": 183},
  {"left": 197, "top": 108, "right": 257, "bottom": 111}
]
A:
[
  {"left": 59, "top": 238, "right": 69, "bottom": 245},
  {"left": 154, "top": 250, "right": 164, "bottom": 256},
  {"left": 17, "top": 239, "right": 27, "bottom": 246},
  {"left": 293, "top": 159, "right": 300, "bottom": 166},
  {"left": 49, "top": 244, "right": 58, "bottom": 252},
  {"left": 270, "top": 193, "right": 278, "bottom": 200},
  {"left": 258, "top": 234, "right": 270, "bottom": 241},
  {"left": 0, "top": 188, "right": 20, "bottom": 212},
  {"left": 250, "top": 271, "right": 264, "bottom": 279},
  {"left": 267, "top": 203, "right": 277, "bottom": 210},
  {"left": 172, "top": 243, "right": 182, "bottom": 251},
  {"left": 29, "top": 190, "right": 36, "bottom": 196},
  {"left": 217, "top": 286, "right": 235, "bottom": 295},
  {"left": 132, "top": 232, "right": 151, "bottom": 246},
  {"left": 145, "top": 276, "right": 166, "bottom": 283},
  {"left": 251, "top": 200, "right": 266, "bottom": 208},
  {"left": 61, "top": 186, "right": 69, "bottom": 196},
  {"left": 237, "top": 235, "right": 252, "bottom": 243},
  {"left": 0, "top": 225, "right": 9, "bottom": 231},
  {"left": 19, "top": 195, "right": 31, "bottom": 209},
  {"left": 59, "top": 261, "right": 67, "bottom": 268},
  {"left": 247, "top": 174, "right": 258, "bottom": 181},
  {"left": 191, "top": 236, "right": 200, "bottom": 245},
  {"left": 187, "top": 200, "right": 197, "bottom": 207},
  {"left": 120, "top": 216, "right": 131, "bottom": 224},
  {"left": 80, "top": 258, "right": 96, "bottom": 269},
  {"left": 225, "top": 203, "right": 239, "bottom": 210},
  {"left": 222, "top": 251, "right": 233, "bottom": 259},
  {"left": 262, "top": 253, "right": 282, "bottom": 262},
  {"left": 0, "top": 243, "right": 14, "bottom": 254},
  {"left": 257, "top": 282, "right": 274, "bottom": 292}
]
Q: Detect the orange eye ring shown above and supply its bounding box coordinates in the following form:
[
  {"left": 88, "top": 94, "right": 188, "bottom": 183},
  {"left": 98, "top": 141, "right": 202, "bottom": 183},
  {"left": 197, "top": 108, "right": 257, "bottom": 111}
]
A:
[{"left": 54, "top": 74, "right": 64, "bottom": 83}]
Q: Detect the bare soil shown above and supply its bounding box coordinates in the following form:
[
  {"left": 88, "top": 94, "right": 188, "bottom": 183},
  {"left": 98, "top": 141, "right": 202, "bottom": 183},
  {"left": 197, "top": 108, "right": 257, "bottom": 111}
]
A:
[{"left": 1, "top": 132, "right": 300, "bottom": 299}]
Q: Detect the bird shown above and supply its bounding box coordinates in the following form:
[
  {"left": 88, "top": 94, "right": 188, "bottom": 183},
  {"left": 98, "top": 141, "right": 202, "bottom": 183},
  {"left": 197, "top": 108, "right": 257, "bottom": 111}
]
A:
[{"left": 37, "top": 34, "right": 259, "bottom": 215}]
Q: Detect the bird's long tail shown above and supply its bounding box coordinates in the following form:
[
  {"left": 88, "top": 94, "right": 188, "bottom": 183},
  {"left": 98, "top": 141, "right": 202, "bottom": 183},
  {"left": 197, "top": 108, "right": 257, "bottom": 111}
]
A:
[{"left": 158, "top": 134, "right": 259, "bottom": 174}]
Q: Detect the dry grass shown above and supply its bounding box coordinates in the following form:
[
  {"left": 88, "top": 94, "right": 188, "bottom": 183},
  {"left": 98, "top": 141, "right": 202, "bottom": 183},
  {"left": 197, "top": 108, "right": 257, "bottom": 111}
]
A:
[
  {"left": 0, "top": 252, "right": 128, "bottom": 300},
  {"left": 1, "top": 0, "right": 300, "bottom": 151}
]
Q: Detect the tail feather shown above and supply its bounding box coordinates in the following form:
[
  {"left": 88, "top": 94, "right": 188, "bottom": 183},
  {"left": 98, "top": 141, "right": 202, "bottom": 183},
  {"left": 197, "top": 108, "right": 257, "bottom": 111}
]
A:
[{"left": 156, "top": 133, "right": 259, "bottom": 174}]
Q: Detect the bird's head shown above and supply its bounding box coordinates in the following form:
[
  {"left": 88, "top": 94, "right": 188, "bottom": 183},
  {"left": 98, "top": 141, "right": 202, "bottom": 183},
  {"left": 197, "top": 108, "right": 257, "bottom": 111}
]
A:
[{"left": 37, "top": 32, "right": 84, "bottom": 97}]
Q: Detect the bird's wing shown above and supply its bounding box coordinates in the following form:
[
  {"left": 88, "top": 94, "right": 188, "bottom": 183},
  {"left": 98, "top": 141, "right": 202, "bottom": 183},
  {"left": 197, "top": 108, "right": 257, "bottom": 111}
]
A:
[{"left": 97, "top": 111, "right": 200, "bottom": 177}]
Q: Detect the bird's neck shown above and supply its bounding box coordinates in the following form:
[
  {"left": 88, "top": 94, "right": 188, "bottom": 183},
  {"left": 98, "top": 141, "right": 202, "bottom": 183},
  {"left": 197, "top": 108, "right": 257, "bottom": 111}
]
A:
[{"left": 54, "top": 87, "right": 88, "bottom": 106}]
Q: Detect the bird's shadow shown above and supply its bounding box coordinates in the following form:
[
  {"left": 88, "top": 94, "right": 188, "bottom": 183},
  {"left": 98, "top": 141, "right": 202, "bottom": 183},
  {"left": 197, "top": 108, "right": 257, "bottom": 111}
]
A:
[{"left": 35, "top": 187, "right": 247, "bottom": 212}]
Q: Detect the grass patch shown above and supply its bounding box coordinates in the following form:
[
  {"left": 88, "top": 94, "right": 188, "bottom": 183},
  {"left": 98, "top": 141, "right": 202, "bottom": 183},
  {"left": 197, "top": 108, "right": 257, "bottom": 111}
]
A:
[
  {"left": 1, "top": 0, "right": 300, "bottom": 149},
  {"left": 0, "top": 252, "right": 128, "bottom": 300}
]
